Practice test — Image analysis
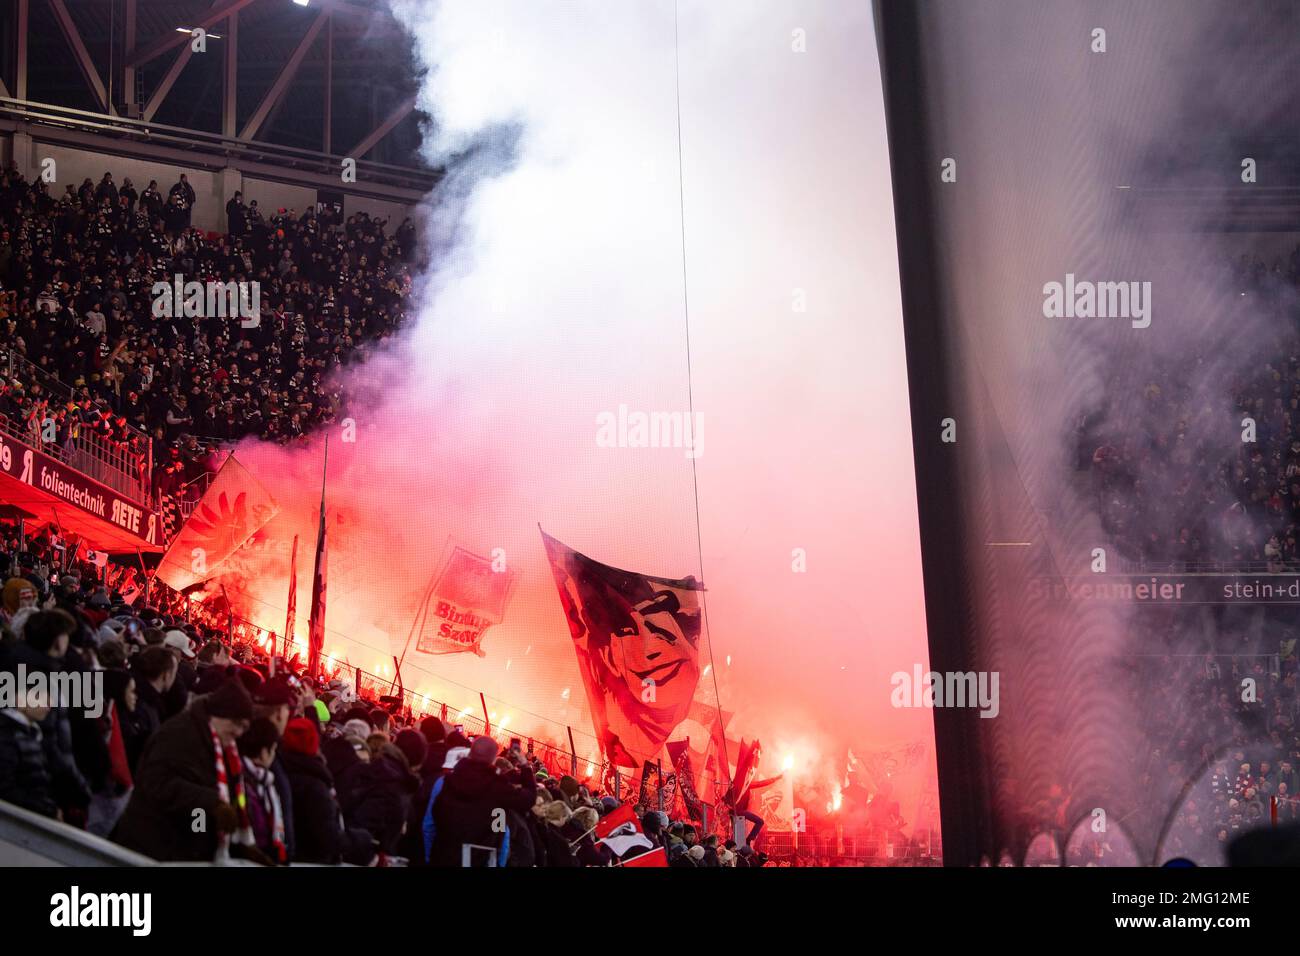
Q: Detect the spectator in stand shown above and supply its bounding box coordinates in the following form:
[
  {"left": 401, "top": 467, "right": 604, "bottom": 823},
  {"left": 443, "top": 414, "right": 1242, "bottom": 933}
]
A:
[
  {"left": 0, "top": 687, "right": 57, "bottom": 817},
  {"left": 86, "top": 667, "right": 136, "bottom": 837},
  {"left": 342, "top": 733, "right": 420, "bottom": 857},
  {"left": 193, "top": 639, "right": 234, "bottom": 695},
  {"left": 104, "top": 664, "right": 153, "bottom": 777},
  {"left": 160, "top": 629, "right": 196, "bottom": 717},
  {"left": 238, "top": 717, "right": 288, "bottom": 865},
  {"left": 225, "top": 191, "right": 246, "bottom": 238},
  {"left": 278, "top": 716, "right": 374, "bottom": 865},
  {"left": 251, "top": 678, "right": 298, "bottom": 859},
  {"left": 113, "top": 678, "right": 256, "bottom": 861},
  {"left": 424, "top": 734, "right": 537, "bottom": 866},
  {"left": 533, "top": 791, "right": 577, "bottom": 867},
  {"left": 0, "top": 520, "right": 745, "bottom": 867},
  {"left": 168, "top": 174, "right": 195, "bottom": 231},
  {"left": 1, "top": 610, "right": 94, "bottom": 823}
]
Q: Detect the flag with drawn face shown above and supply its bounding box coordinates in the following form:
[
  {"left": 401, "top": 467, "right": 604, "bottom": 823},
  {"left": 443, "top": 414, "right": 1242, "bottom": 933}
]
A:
[{"left": 541, "top": 529, "right": 704, "bottom": 769}]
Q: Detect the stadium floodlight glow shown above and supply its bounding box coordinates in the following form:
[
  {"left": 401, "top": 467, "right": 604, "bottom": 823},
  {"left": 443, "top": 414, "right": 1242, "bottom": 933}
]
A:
[
  {"left": 174, "top": 26, "right": 222, "bottom": 38},
  {"left": 293, "top": 0, "right": 310, "bottom": 6}
]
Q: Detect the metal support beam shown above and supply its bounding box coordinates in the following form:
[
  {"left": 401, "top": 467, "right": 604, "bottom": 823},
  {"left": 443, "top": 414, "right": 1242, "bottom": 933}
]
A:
[
  {"left": 144, "top": 46, "right": 194, "bottom": 122},
  {"left": 308, "top": 0, "right": 399, "bottom": 31},
  {"left": 223, "top": 10, "right": 239, "bottom": 137},
  {"left": 347, "top": 94, "right": 416, "bottom": 160},
  {"left": 143, "top": 0, "right": 227, "bottom": 123},
  {"left": 15, "top": 0, "right": 28, "bottom": 100},
  {"left": 47, "top": 0, "right": 110, "bottom": 113},
  {"left": 129, "top": 0, "right": 260, "bottom": 68},
  {"left": 0, "top": 112, "right": 432, "bottom": 202},
  {"left": 123, "top": 0, "right": 137, "bottom": 114},
  {"left": 323, "top": 13, "right": 333, "bottom": 153},
  {"left": 240, "top": 9, "right": 328, "bottom": 141}
]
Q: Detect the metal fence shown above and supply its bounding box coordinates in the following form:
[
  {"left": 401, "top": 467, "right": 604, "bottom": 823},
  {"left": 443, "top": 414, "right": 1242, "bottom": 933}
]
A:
[
  {"left": 763, "top": 827, "right": 941, "bottom": 866},
  {"left": 146, "top": 577, "right": 733, "bottom": 822}
]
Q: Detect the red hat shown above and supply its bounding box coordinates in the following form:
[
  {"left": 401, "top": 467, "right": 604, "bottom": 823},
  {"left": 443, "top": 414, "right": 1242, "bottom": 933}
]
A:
[{"left": 282, "top": 717, "right": 319, "bottom": 757}]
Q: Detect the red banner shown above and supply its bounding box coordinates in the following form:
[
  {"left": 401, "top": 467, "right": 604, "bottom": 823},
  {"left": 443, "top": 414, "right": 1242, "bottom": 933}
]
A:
[
  {"left": 155, "top": 456, "right": 278, "bottom": 591},
  {"left": 540, "top": 529, "right": 705, "bottom": 769},
  {"left": 414, "top": 544, "right": 517, "bottom": 657}
]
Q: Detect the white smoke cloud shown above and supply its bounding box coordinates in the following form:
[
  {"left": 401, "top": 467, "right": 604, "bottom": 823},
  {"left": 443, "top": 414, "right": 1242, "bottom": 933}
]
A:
[{"left": 227, "top": 1, "right": 931, "bottom": 801}]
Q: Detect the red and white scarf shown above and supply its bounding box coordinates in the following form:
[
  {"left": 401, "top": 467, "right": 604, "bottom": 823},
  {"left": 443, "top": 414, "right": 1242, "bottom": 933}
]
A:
[
  {"left": 211, "top": 727, "right": 255, "bottom": 858},
  {"left": 243, "top": 760, "right": 288, "bottom": 864}
]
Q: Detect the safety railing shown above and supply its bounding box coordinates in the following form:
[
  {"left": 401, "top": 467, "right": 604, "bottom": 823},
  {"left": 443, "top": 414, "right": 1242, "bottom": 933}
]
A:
[
  {"left": 0, "top": 96, "right": 440, "bottom": 196},
  {"left": 1124, "top": 559, "right": 1300, "bottom": 574},
  {"left": 1, "top": 348, "right": 152, "bottom": 503}
]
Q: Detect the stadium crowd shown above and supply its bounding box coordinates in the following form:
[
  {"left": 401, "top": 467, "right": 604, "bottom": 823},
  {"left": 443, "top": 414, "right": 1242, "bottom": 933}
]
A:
[
  {"left": 0, "top": 159, "right": 419, "bottom": 495},
  {"left": 0, "top": 158, "right": 766, "bottom": 866},
  {"left": 1075, "top": 248, "right": 1300, "bottom": 863},
  {"left": 1083, "top": 247, "right": 1300, "bottom": 571},
  {"left": 0, "top": 535, "right": 766, "bottom": 866},
  {"left": 1118, "top": 625, "right": 1300, "bottom": 864},
  {"left": 0, "top": 530, "right": 765, "bottom": 867}
]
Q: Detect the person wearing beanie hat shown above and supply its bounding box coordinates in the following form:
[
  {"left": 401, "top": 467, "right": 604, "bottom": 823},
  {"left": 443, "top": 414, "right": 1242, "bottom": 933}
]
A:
[
  {"left": 342, "top": 718, "right": 372, "bottom": 742},
  {"left": 420, "top": 715, "right": 446, "bottom": 745},
  {"left": 558, "top": 773, "right": 580, "bottom": 805},
  {"left": 1, "top": 577, "right": 37, "bottom": 620},
  {"left": 687, "top": 844, "right": 706, "bottom": 863},
  {"left": 641, "top": 810, "right": 664, "bottom": 843},
  {"left": 394, "top": 728, "right": 427, "bottom": 771},
  {"left": 277, "top": 716, "right": 376, "bottom": 866},
  {"left": 206, "top": 678, "right": 255, "bottom": 723},
  {"left": 281, "top": 717, "right": 319, "bottom": 757},
  {"left": 422, "top": 731, "right": 538, "bottom": 867},
  {"left": 112, "top": 674, "right": 253, "bottom": 861},
  {"left": 252, "top": 677, "right": 296, "bottom": 733}
]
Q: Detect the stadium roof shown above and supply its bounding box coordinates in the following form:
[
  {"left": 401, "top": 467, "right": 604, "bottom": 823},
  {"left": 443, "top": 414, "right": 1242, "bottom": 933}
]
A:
[{"left": 1, "top": 0, "right": 429, "bottom": 171}]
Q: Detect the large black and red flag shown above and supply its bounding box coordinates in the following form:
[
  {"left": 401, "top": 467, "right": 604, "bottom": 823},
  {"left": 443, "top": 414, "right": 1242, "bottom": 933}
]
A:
[
  {"left": 725, "top": 738, "right": 782, "bottom": 815},
  {"left": 306, "top": 483, "right": 328, "bottom": 680},
  {"left": 666, "top": 739, "right": 705, "bottom": 823},
  {"left": 540, "top": 528, "right": 705, "bottom": 769},
  {"left": 285, "top": 533, "right": 299, "bottom": 651}
]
